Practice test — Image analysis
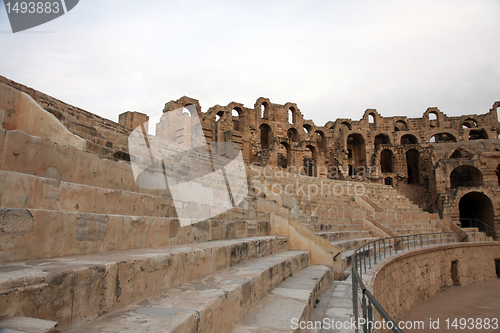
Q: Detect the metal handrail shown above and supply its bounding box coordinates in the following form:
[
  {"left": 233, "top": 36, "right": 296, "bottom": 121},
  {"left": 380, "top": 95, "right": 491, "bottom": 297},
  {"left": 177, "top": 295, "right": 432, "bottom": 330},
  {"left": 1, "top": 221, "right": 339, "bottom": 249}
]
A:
[
  {"left": 351, "top": 231, "right": 494, "bottom": 333},
  {"left": 456, "top": 218, "right": 499, "bottom": 241},
  {"left": 395, "top": 184, "right": 440, "bottom": 215}
]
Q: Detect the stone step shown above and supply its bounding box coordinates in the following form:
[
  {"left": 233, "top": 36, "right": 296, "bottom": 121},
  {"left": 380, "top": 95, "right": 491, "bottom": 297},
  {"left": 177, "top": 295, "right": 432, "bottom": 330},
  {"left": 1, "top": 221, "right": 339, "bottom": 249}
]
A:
[
  {"left": 330, "top": 237, "right": 380, "bottom": 252},
  {"left": 305, "top": 223, "right": 366, "bottom": 233},
  {"left": 392, "top": 228, "right": 444, "bottom": 235},
  {"left": 230, "top": 265, "right": 332, "bottom": 332},
  {"left": 317, "top": 230, "right": 374, "bottom": 242},
  {"left": 66, "top": 250, "right": 310, "bottom": 333},
  {"left": 0, "top": 207, "right": 271, "bottom": 263},
  {"left": 0, "top": 316, "right": 61, "bottom": 333},
  {"left": 0, "top": 236, "right": 287, "bottom": 329}
]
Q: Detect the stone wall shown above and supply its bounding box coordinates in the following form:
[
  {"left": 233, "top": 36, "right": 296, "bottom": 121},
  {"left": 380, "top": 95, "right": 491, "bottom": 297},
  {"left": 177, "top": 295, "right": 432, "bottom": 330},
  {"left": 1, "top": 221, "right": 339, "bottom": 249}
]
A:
[{"left": 369, "top": 243, "right": 500, "bottom": 327}]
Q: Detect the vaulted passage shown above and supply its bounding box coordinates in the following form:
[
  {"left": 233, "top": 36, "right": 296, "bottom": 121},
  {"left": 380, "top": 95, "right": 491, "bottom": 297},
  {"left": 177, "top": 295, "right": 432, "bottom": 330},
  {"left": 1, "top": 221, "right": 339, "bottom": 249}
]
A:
[
  {"left": 459, "top": 192, "right": 495, "bottom": 237},
  {"left": 260, "top": 124, "right": 272, "bottom": 149}
]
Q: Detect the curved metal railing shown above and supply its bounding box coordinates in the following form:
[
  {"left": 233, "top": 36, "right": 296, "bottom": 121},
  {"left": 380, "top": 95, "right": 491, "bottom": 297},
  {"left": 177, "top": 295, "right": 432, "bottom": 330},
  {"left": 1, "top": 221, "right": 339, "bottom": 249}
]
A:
[{"left": 351, "top": 231, "right": 492, "bottom": 333}]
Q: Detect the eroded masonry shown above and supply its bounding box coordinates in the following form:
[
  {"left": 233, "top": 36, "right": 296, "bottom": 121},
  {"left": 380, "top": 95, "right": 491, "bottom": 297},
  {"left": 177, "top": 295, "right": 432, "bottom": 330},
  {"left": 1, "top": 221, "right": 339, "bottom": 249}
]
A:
[{"left": 0, "top": 74, "right": 499, "bottom": 332}]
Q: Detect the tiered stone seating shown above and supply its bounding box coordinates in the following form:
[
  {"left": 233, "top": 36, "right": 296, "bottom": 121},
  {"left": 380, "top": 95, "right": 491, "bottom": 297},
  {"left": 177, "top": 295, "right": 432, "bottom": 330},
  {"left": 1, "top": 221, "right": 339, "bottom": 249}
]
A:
[{"left": 0, "top": 118, "right": 334, "bottom": 331}]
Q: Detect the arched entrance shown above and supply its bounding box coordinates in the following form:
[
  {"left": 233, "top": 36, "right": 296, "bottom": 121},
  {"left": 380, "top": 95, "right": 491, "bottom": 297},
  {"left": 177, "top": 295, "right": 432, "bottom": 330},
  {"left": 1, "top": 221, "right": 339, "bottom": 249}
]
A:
[{"left": 459, "top": 192, "right": 496, "bottom": 237}]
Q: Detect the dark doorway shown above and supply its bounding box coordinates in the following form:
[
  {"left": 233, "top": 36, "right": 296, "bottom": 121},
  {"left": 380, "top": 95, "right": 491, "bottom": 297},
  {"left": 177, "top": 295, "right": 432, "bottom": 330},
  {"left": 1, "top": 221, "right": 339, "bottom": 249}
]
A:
[
  {"left": 381, "top": 149, "right": 393, "bottom": 173},
  {"left": 459, "top": 192, "right": 495, "bottom": 237},
  {"left": 260, "top": 124, "right": 272, "bottom": 149},
  {"left": 451, "top": 260, "right": 460, "bottom": 286},
  {"left": 406, "top": 149, "right": 420, "bottom": 184}
]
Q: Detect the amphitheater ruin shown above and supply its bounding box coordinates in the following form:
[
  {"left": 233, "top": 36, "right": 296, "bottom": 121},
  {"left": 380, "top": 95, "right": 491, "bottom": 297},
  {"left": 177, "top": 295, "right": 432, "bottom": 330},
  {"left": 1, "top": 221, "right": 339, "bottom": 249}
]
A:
[{"left": 0, "top": 74, "right": 499, "bottom": 332}]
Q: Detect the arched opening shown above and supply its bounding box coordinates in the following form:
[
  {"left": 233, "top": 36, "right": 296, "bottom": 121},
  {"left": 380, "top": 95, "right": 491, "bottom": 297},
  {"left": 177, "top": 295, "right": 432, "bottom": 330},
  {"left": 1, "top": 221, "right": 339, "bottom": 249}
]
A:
[
  {"left": 261, "top": 102, "right": 269, "bottom": 119},
  {"left": 496, "top": 164, "right": 500, "bottom": 185},
  {"left": 450, "top": 165, "right": 483, "bottom": 188},
  {"left": 384, "top": 177, "right": 393, "bottom": 186},
  {"left": 304, "top": 145, "right": 316, "bottom": 177},
  {"left": 430, "top": 133, "right": 457, "bottom": 143},
  {"left": 406, "top": 149, "right": 420, "bottom": 184},
  {"left": 277, "top": 142, "right": 290, "bottom": 169},
  {"left": 368, "top": 113, "right": 376, "bottom": 130},
  {"left": 315, "top": 130, "right": 326, "bottom": 152},
  {"left": 347, "top": 134, "right": 366, "bottom": 175},
  {"left": 288, "top": 107, "right": 296, "bottom": 124},
  {"left": 401, "top": 134, "right": 418, "bottom": 145},
  {"left": 380, "top": 149, "right": 393, "bottom": 173},
  {"left": 459, "top": 192, "right": 495, "bottom": 237},
  {"left": 394, "top": 120, "right": 408, "bottom": 131},
  {"left": 348, "top": 165, "right": 356, "bottom": 177},
  {"left": 287, "top": 128, "right": 299, "bottom": 142},
  {"left": 260, "top": 124, "right": 272, "bottom": 149},
  {"left": 374, "top": 134, "right": 390, "bottom": 147},
  {"left": 449, "top": 148, "right": 471, "bottom": 159},
  {"left": 215, "top": 110, "right": 224, "bottom": 122},
  {"left": 232, "top": 108, "right": 241, "bottom": 131},
  {"left": 303, "top": 124, "right": 312, "bottom": 134},
  {"left": 429, "top": 112, "right": 438, "bottom": 128},
  {"left": 469, "top": 129, "right": 488, "bottom": 140},
  {"left": 462, "top": 118, "right": 478, "bottom": 129},
  {"left": 341, "top": 122, "right": 352, "bottom": 131}
]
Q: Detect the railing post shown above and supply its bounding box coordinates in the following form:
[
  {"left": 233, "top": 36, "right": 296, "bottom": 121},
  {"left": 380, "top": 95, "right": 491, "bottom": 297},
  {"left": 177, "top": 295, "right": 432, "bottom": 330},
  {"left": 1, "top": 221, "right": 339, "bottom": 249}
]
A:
[
  {"left": 362, "top": 294, "right": 368, "bottom": 333},
  {"left": 352, "top": 266, "right": 359, "bottom": 333}
]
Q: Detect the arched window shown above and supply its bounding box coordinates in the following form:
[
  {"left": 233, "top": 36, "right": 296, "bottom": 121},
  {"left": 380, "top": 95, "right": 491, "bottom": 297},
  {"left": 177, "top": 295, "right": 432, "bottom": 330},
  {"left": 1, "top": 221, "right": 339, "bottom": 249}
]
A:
[
  {"left": 369, "top": 114, "right": 375, "bottom": 123},
  {"left": 401, "top": 134, "right": 418, "bottom": 145},
  {"left": 304, "top": 145, "right": 316, "bottom": 177},
  {"left": 260, "top": 124, "right": 272, "bottom": 149},
  {"left": 316, "top": 130, "right": 326, "bottom": 152},
  {"left": 215, "top": 110, "right": 224, "bottom": 122},
  {"left": 341, "top": 122, "right": 352, "bottom": 131},
  {"left": 430, "top": 133, "right": 457, "bottom": 143},
  {"left": 394, "top": 120, "right": 408, "bottom": 131},
  {"left": 429, "top": 112, "right": 438, "bottom": 128},
  {"left": 462, "top": 118, "right": 478, "bottom": 129},
  {"left": 347, "top": 134, "right": 366, "bottom": 171},
  {"left": 261, "top": 102, "right": 268, "bottom": 119},
  {"left": 469, "top": 129, "right": 488, "bottom": 140},
  {"left": 232, "top": 108, "right": 241, "bottom": 131},
  {"left": 450, "top": 165, "right": 483, "bottom": 188},
  {"left": 303, "top": 124, "right": 312, "bottom": 134},
  {"left": 374, "top": 134, "right": 390, "bottom": 147},
  {"left": 288, "top": 107, "right": 296, "bottom": 124},
  {"left": 287, "top": 128, "right": 299, "bottom": 142},
  {"left": 277, "top": 142, "right": 290, "bottom": 169}
]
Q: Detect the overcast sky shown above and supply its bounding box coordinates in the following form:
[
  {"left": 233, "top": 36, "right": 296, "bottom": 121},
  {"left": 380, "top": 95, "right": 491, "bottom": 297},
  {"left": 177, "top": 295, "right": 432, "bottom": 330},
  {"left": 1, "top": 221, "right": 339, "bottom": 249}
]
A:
[{"left": 1, "top": 0, "right": 499, "bottom": 133}]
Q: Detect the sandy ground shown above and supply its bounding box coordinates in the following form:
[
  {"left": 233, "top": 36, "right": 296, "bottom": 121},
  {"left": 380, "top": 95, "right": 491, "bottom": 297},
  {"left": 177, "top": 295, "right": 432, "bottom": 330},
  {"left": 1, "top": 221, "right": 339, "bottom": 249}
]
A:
[{"left": 396, "top": 279, "right": 500, "bottom": 333}]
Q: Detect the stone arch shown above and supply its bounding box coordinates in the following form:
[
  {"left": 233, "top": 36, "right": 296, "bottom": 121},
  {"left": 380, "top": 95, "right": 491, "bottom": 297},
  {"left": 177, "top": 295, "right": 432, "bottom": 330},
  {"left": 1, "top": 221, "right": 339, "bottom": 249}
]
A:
[
  {"left": 462, "top": 118, "right": 478, "bottom": 129},
  {"left": 469, "top": 129, "right": 488, "bottom": 140},
  {"left": 232, "top": 107, "right": 242, "bottom": 131},
  {"left": 347, "top": 133, "right": 366, "bottom": 172},
  {"left": 401, "top": 134, "right": 418, "bottom": 145},
  {"left": 315, "top": 130, "right": 326, "bottom": 152},
  {"left": 374, "top": 133, "right": 391, "bottom": 147},
  {"left": 394, "top": 120, "right": 408, "bottom": 131},
  {"left": 450, "top": 165, "right": 483, "bottom": 189},
  {"left": 459, "top": 192, "right": 495, "bottom": 236},
  {"left": 215, "top": 110, "right": 225, "bottom": 122},
  {"left": 341, "top": 121, "right": 352, "bottom": 131},
  {"left": 277, "top": 142, "right": 290, "bottom": 169},
  {"left": 380, "top": 149, "right": 394, "bottom": 173},
  {"left": 430, "top": 133, "right": 457, "bottom": 143},
  {"left": 288, "top": 107, "right": 296, "bottom": 124},
  {"left": 428, "top": 111, "right": 439, "bottom": 128},
  {"left": 260, "top": 123, "right": 272, "bottom": 149},
  {"left": 449, "top": 148, "right": 472, "bottom": 159},
  {"left": 287, "top": 128, "right": 299, "bottom": 142},
  {"left": 261, "top": 102, "right": 269, "bottom": 119},
  {"left": 406, "top": 149, "right": 420, "bottom": 184},
  {"left": 304, "top": 145, "right": 316, "bottom": 177},
  {"left": 303, "top": 124, "right": 312, "bottom": 134}
]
